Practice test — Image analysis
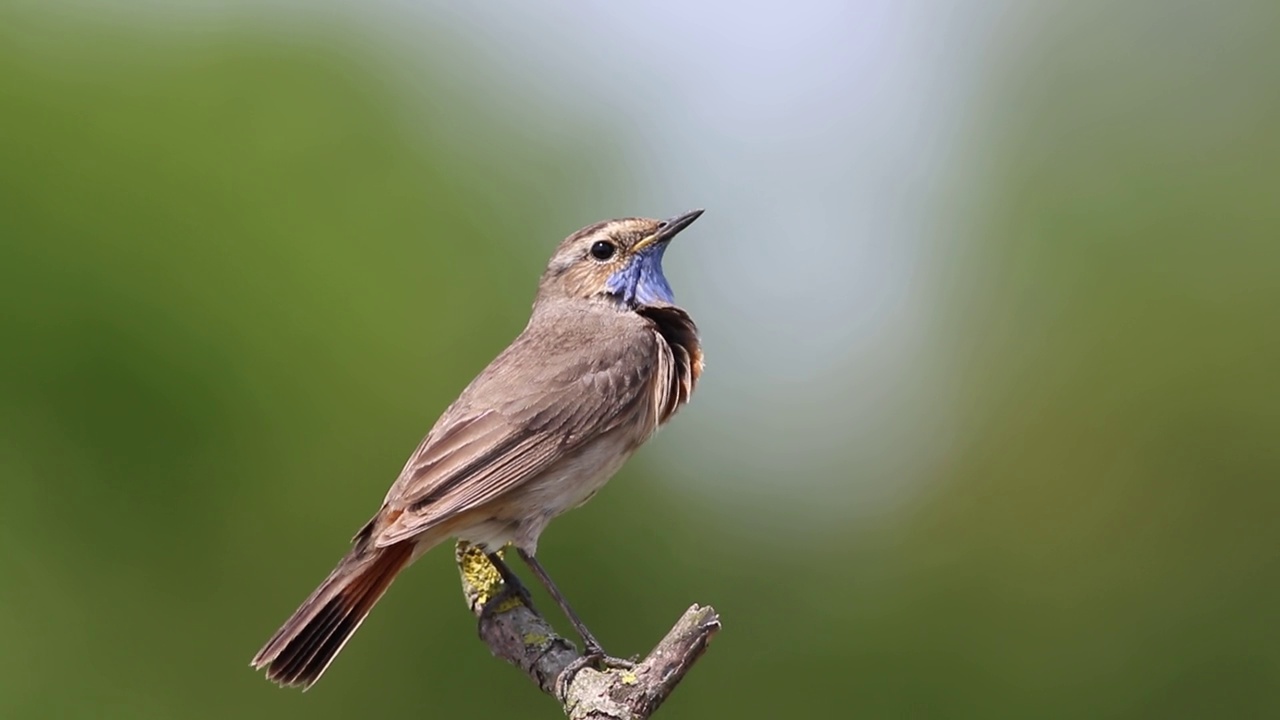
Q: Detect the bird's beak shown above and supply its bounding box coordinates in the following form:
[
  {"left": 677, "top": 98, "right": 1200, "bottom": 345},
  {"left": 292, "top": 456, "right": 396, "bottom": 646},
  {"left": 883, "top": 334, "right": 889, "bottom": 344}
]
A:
[{"left": 633, "top": 209, "right": 704, "bottom": 253}]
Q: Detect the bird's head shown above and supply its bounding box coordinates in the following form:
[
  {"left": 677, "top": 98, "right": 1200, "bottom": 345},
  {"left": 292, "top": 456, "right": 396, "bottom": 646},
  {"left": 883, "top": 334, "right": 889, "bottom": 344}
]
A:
[{"left": 537, "top": 209, "right": 703, "bottom": 309}]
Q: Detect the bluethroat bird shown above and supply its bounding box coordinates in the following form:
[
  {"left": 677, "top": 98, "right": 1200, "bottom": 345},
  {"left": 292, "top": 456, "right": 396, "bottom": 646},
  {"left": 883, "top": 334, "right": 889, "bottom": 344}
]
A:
[{"left": 252, "top": 210, "right": 705, "bottom": 688}]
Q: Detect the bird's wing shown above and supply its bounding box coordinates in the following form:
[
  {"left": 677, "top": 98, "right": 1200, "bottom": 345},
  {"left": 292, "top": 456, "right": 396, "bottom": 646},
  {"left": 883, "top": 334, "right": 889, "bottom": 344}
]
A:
[{"left": 372, "top": 326, "right": 657, "bottom": 547}]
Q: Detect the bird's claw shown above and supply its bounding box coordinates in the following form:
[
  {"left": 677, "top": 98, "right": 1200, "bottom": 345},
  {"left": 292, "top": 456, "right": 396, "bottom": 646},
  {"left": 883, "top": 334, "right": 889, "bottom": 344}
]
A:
[
  {"left": 564, "top": 642, "right": 636, "bottom": 677},
  {"left": 584, "top": 643, "right": 637, "bottom": 670},
  {"left": 476, "top": 581, "right": 535, "bottom": 638},
  {"left": 556, "top": 647, "right": 635, "bottom": 697}
]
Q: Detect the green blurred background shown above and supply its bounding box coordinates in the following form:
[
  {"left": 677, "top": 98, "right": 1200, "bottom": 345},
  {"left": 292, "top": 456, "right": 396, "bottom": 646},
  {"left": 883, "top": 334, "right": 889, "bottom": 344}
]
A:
[{"left": 2, "top": 1, "right": 1277, "bottom": 718}]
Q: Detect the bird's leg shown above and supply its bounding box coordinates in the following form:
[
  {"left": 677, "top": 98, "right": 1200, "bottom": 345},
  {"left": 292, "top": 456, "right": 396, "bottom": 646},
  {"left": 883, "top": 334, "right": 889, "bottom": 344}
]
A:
[
  {"left": 516, "top": 548, "right": 634, "bottom": 671},
  {"left": 478, "top": 551, "right": 537, "bottom": 631}
]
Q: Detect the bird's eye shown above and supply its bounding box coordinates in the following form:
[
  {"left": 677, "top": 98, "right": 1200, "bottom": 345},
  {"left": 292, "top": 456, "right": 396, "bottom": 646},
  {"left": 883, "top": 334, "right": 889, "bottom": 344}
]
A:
[{"left": 590, "top": 240, "right": 616, "bottom": 261}]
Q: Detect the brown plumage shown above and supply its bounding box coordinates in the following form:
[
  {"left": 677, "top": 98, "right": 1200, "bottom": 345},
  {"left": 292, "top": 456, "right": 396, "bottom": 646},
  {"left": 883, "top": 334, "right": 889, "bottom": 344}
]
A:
[{"left": 251, "top": 210, "right": 704, "bottom": 688}]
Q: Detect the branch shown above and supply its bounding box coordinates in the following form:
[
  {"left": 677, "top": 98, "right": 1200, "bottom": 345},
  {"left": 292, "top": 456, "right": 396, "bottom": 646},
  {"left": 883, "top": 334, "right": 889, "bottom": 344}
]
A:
[{"left": 455, "top": 542, "right": 720, "bottom": 719}]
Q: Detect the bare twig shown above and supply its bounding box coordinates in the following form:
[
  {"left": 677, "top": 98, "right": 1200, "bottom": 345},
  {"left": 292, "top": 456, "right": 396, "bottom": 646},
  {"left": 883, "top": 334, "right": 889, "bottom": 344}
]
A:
[{"left": 455, "top": 542, "right": 720, "bottom": 719}]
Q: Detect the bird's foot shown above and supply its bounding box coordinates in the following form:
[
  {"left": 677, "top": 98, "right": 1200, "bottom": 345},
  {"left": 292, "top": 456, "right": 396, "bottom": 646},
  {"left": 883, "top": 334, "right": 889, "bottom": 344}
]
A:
[
  {"left": 555, "top": 643, "right": 638, "bottom": 697},
  {"left": 560, "top": 638, "right": 640, "bottom": 691},
  {"left": 476, "top": 576, "right": 536, "bottom": 638},
  {"left": 585, "top": 643, "right": 638, "bottom": 671}
]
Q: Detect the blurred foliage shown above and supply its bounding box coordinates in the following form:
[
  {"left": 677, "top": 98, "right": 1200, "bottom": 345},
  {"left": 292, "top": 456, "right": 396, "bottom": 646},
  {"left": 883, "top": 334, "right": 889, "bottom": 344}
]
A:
[{"left": 2, "top": 3, "right": 1278, "bottom": 720}]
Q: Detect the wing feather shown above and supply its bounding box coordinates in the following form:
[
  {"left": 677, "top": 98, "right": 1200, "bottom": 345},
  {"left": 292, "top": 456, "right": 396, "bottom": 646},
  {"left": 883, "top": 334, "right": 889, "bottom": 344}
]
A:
[{"left": 372, "top": 321, "right": 657, "bottom": 547}]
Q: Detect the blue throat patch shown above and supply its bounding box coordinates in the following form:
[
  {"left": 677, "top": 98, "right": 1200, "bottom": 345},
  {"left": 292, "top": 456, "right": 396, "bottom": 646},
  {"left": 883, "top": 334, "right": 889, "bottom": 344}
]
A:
[{"left": 604, "top": 244, "right": 675, "bottom": 306}]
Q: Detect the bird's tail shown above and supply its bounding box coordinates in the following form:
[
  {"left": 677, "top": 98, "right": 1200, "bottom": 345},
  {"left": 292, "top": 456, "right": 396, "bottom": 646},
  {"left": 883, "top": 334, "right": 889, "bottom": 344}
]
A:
[{"left": 251, "top": 541, "right": 414, "bottom": 689}]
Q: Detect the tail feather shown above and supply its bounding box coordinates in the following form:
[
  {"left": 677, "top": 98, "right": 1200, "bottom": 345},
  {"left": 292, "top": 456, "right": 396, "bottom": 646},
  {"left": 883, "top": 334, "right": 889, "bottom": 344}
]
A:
[{"left": 251, "top": 543, "right": 413, "bottom": 689}]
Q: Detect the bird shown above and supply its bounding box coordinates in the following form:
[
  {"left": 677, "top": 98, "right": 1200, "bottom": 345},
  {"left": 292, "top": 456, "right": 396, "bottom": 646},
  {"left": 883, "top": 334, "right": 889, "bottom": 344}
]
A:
[{"left": 251, "top": 209, "right": 705, "bottom": 689}]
